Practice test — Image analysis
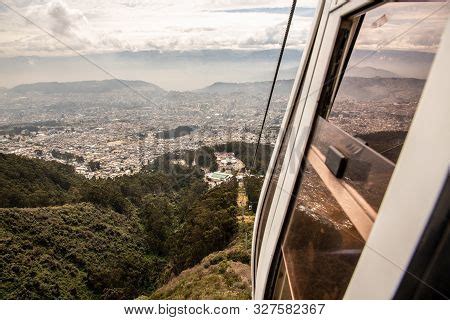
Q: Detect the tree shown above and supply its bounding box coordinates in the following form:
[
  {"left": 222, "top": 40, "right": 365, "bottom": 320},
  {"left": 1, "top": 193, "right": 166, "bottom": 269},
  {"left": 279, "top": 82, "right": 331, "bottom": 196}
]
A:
[{"left": 88, "top": 160, "right": 101, "bottom": 172}]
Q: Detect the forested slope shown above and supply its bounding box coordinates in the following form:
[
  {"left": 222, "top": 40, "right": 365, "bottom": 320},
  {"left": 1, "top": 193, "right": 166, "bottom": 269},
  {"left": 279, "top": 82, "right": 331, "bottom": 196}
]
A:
[{"left": 0, "top": 153, "right": 240, "bottom": 299}]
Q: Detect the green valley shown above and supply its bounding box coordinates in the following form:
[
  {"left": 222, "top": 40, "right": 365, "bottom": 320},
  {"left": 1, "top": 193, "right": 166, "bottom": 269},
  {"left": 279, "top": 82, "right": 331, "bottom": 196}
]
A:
[{"left": 0, "top": 143, "right": 267, "bottom": 299}]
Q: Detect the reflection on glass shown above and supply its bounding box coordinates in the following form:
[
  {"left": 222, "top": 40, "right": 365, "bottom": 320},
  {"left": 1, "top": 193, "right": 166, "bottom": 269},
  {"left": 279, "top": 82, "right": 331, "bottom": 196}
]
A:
[
  {"left": 273, "top": 257, "right": 293, "bottom": 299},
  {"left": 255, "top": 0, "right": 319, "bottom": 267},
  {"left": 312, "top": 117, "right": 394, "bottom": 212},
  {"left": 272, "top": 2, "right": 449, "bottom": 299},
  {"left": 329, "top": 2, "right": 450, "bottom": 163},
  {"left": 282, "top": 159, "right": 364, "bottom": 299},
  {"left": 260, "top": 0, "right": 319, "bottom": 147}
]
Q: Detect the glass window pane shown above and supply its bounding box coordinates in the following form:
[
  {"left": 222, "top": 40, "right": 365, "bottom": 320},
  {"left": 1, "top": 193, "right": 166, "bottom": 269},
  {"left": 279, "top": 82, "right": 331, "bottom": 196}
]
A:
[
  {"left": 272, "top": 257, "right": 294, "bottom": 299},
  {"left": 254, "top": 0, "right": 319, "bottom": 267},
  {"left": 282, "top": 159, "right": 364, "bottom": 299},
  {"left": 274, "top": 1, "right": 449, "bottom": 299},
  {"left": 312, "top": 117, "right": 395, "bottom": 212},
  {"left": 329, "top": 2, "right": 450, "bottom": 163}
]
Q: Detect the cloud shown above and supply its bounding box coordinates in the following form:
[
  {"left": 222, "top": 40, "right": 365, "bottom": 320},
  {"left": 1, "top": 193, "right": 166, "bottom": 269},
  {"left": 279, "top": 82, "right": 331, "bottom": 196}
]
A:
[
  {"left": 120, "top": 0, "right": 143, "bottom": 8},
  {"left": 208, "top": 0, "right": 292, "bottom": 9},
  {"left": 214, "top": 7, "right": 316, "bottom": 17},
  {"left": 21, "top": 0, "right": 435, "bottom": 57},
  {"left": 7, "top": 0, "right": 37, "bottom": 8},
  {"left": 1, "top": 0, "right": 310, "bottom": 55},
  {"left": 238, "top": 22, "right": 284, "bottom": 48},
  {"left": 16, "top": 0, "right": 136, "bottom": 53},
  {"left": 178, "top": 27, "right": 216, "bottom": 32},
  {"left": 20, "top": 0, "right": 94, "bottom": 50},
  {"left": 46, "top": 0, "right": 88, "bottom": 37},
  {"left": 353, "top": 2, "right": 449, "bottom": 52}
]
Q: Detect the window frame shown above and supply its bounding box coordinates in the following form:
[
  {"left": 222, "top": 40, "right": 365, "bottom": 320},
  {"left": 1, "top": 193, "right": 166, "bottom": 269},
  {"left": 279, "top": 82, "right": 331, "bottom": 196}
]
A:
[
  {"left": 251, "top": 0, "right": 326, "bottom": 294},
  {"left": 253, "top": 0, "right": 450, "bottom": 299},
  {"left": 345, "top": 14, "right": 450, "bottom": 299},
  {"left": 254, "top": 0, "right": 374, "bottom": 299}
]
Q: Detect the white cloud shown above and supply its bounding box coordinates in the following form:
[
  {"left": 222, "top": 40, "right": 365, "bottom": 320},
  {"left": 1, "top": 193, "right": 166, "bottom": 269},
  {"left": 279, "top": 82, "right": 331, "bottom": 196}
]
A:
[
  {"left": 354, "top": 2, "right": 449, "bottom": 52},
  {"left": 6, "top": 1, "right": 447, "bottom": 57},
  {"left": 46, "top": 0, "right": 88, "bottom": 37},
  {"left": 0, "top": 0, "right": 315, "bottom": 56}
]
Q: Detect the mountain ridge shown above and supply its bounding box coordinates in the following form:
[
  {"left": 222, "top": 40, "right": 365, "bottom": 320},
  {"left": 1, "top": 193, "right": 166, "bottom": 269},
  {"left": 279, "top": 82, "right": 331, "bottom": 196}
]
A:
[
  {"left": 345, "top": 66, "right": 401, "bottom": 78},
  {"left": 10, "top": 79, "right": 165, "bottom": 95},
  {"left": 4, "top": 76, "right": 425, "bottom": 100}
]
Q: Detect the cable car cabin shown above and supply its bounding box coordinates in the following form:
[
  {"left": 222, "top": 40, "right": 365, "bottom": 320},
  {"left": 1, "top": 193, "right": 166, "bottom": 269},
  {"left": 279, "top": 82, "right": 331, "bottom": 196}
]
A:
[{"left": 252, "top": 0, "right": 450, "bottom": 299}]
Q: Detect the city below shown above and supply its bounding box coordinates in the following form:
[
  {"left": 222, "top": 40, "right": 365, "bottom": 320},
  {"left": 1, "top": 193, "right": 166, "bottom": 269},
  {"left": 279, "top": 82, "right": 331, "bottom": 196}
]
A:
[
  {"left": 0, "top": 74, "right": 422, "bottom": 179},
  {"left": 0, "top": 79, "right": 289, "bottom": 178}
]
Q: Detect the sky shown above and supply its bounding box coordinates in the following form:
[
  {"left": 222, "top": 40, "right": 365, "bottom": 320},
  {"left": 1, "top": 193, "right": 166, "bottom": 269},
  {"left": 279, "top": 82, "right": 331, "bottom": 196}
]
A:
[
  {"left": 0, "top": 0, "right": 448, "bottom": 89},
  {"left": 355, "top": 2, "right": 449, "bottom": 53},
  {"left": 0, "top": 0, "right": 318, "bottom": 57}
]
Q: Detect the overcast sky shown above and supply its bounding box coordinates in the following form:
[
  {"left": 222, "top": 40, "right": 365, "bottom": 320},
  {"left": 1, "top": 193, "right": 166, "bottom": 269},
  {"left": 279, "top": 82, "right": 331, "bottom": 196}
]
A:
[
  {"left": 0, "top": 1, "right": 448, "bottom": 89},
  {"left": 0, "top": 0, "right": 319, "bottom": 57},
  {"left": 0, "top": 0, "right": 448, "bottom": 58}
]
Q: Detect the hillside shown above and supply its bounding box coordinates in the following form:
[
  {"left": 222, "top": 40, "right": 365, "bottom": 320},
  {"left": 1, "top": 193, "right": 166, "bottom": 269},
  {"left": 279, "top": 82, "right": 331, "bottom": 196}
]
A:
[
  {"left": 197, "top": 79, "right": 293, "bottom": 96},
  {"left": 141, "top": 212, "right": 254, "bottom": 300},
  {"left": 345, "top": 66, "right": 400, "bottom": 78},
  {"left": 0, "top": 153, "right": 85, "bottom": 208},
  {"left": 0, "top": 153, "right": 241, "bottom": 299},
  {"left": 10, "top": 79, "right": 165, "bottom": 95},
  {"left": 141, "top": 178, "right": 259, "bottom": 300},
  {"left": 337, "top": 77, "right": 425, "bottom": 103},
  {"left": 1, "top": 76, "right": 423, "bottom": 107},
  {"left": 0, "top": 203, "right": 161, "bottom": 299}
]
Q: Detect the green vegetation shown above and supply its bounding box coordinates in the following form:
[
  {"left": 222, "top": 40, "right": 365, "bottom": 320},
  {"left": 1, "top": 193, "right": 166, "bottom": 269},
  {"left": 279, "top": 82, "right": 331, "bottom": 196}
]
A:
[
  {"left": 51, "top": 149, "right": 84, "bottom": 163},
  {"left": 148, "top": 145, "right": 218, "bottom": 173},
  {"left": 244, "top": 176, "right": 264, "bottom": 214},
  {"left": 0, "top": 153, "right": 85, "bottom": 208},
  {"left": 87, "top": 160, "right": 101, "bottom": 172},
  {"left": 0, "top": 152, "right": 241, "bottom": 299},
  {"left": 147, "top": 142, "right": 273, "bottom": 175},
  {"left": 155, "top": 125, "right": 198, "bottom": 139},
  {"left": 0, "top": 203, "right": 162, "bottom": 299},
  {"left": 214, "top": 142, "right": 273, "bottom": 174},
  {"left": 141, "top": 217, "right": 254, "bottom": 300}
]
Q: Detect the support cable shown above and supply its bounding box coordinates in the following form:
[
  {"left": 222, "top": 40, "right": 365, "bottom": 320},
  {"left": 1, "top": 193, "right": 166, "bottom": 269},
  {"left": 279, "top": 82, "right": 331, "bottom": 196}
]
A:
[{"left": 251, "top": 0, "right": 297, "bottom": 170}]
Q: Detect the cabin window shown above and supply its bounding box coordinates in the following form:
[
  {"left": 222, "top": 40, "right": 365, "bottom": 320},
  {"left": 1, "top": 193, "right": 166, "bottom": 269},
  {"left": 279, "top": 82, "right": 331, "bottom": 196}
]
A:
[
  {"left": 272, "top": 1, "right": 449, "bottom": 299},
  {"left": 254, "top": 0, "right": 320, "bottom": 269}
]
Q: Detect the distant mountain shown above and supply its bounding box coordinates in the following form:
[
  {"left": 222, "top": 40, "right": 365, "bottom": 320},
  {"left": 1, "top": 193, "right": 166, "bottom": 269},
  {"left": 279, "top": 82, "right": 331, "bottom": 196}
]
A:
[
  {"left": 197, "top": 79, "right": 294, "bottom": 96},
  {"left": 197, "top": 81, "right": 270, "bottom": 94},
  {"left": 10, "top": 79, "right": 165, "bottom": 95},
  {"left": 337, "top": 77, "right": 425, "bottom": 102},
  {"left": 345, "top": 66, "right": 401, "bottom": 78},
  {"left": 0, "top": 49, "right": 304, "bottom": 90},
  {"left": 349, "top": 49, "right": 435, "bottom": 79},
  {"left": 196, "top": 76, "right": 423, "bottom": 104},
  {"left": 273, "top": 65, "right": 401, "bottom": 85},
  {"left": 4, "top": 76, "right": 424, "bottom": 107},
  {"left": 1, "top": 48, "right": 432, "bottom": 90}
]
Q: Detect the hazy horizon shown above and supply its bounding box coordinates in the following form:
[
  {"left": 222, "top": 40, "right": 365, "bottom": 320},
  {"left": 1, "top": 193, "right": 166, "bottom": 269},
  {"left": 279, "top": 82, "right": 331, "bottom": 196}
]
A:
[
  {"left": 1, "top": 1, "right": 448, "bottom": 90},
  {"left": 0, "top": 47, "right": 437, "bottom": 91}
]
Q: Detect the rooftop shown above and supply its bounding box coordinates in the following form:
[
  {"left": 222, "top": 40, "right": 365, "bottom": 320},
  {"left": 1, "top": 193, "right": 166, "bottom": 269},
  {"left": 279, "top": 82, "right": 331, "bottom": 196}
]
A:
[{"left": 209, "top": 171, "right": 233, "bottom": 181}]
